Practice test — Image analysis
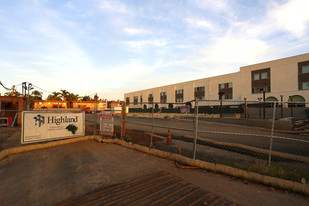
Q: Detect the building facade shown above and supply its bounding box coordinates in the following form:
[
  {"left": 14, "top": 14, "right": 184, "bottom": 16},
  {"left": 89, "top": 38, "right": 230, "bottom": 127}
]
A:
[{"left": 124, "top": 53, "right": 309, "bottom": 108}]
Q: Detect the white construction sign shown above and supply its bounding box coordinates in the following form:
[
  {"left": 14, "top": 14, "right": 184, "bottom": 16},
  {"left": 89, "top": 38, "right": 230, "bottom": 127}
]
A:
[
  {"left": 100, "top": 111, "right": 114, "bottom": 136},
  {"left": 21, "top": 111, "right": 85, "bottom": 144}
]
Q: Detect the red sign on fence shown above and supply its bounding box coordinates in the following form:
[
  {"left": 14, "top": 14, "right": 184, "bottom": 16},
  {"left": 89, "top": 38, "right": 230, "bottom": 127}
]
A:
[
  {"left": 100, "top": 111, "right": 114, "bottom": 136},
  {"left": 180, "top": 106, "right": 190, "bottom": 113}
]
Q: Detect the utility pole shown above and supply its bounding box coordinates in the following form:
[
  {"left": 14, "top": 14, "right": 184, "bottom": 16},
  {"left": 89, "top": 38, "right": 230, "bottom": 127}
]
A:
[{"left": 27, "top": 83, "right": 33, "bottom": 110}]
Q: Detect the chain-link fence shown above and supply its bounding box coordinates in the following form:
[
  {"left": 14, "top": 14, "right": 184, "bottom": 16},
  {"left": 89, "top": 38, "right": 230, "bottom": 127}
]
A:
[
  {"left": 1, "top": 99, "right": 309, "bottom": 184},
  {"left": 122, "top": 99, "right": 309, "bottom": 184}
]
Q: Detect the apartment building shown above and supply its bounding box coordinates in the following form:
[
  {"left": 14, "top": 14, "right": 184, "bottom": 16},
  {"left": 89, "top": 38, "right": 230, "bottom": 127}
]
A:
[{"left": 124, "top": 53, "right": 309, "bottom": 108}]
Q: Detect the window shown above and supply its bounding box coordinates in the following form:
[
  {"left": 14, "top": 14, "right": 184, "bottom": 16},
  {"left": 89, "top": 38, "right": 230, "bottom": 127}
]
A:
[
  {"left": 194, "top": 86, "right": 205, "bottom": 92},
  {"left": 252, "top": 87, "right": 260, "bottom": 94},
  {"left": 175, "top": 89, "right": 184, "bottom": 103},
  {"left": 251, "top": 68, "right": 271, "bottom": 94},
  {"left": 299, "top": 82, "right": 309, "bottom": 90},
  {"left": 134, "top": 96, "right": 138, "bottom": 105},
  {"left": 299, "top": 65, "right": 309, "bottom": 74},
  {"left": 253, "top": 73, "right": 260, "bottom": 80},
  {"left": 148, "top": 94, "right": 153, "bottom": 103},
  {"left": 140, "top": 95, "right": 143, "bottom": 104},
  {"left": 194, "top": 87, "right": 205, "bottom": 99},
  {"left": 126, "top": 97, "right": 130, "bottom": 105},
  {"left": 225, "top": 94, "right": 232, "bottom": 99},
  {"left": 261, "top": 72, "right": 270, "bottom": 79},
  {"left": 218, "top": 82, "right": 233, "bottom": 100},
  {"left": 160, "top": 92, "right": 167, "bottom": 103}
]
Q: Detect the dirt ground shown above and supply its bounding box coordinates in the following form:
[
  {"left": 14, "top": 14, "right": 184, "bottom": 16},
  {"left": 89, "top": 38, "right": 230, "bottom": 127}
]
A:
[{"left": 0, "top": 141, "right": 309, "bottom": 206}]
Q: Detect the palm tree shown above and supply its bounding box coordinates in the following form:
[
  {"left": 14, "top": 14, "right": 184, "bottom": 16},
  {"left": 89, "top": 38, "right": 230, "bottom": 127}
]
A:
[
  {"left": 82, "top": 95, "right": 91, "bottom": 101},
  {"left": 67, "top": 92, "right": 80, "bottom": 108},
  {"left": 94, "top": 94, "right": 99, "bottom": 101},
  {"left": 31, "top": 90, "right": 43, "bottom": 100},
  {"left": 60, "top": 90, "right": 69, "bottom": 101},
  {"left": 47, "top": 91, "right": 61, "bottom": 100}
]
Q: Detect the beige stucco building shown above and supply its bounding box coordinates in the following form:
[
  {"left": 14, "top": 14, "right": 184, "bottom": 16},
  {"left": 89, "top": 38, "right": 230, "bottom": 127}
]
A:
[{"left": 124, "top": 53, "right": 309, "bottom": 108}]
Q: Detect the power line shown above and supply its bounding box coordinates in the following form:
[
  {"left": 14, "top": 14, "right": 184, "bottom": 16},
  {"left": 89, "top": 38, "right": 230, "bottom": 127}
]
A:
[
  {"left": 0, "top": 81, "right": 11, "bottom": 91},
  {"left": 32, "top": 84, "right": 52, "bottom": 94}
]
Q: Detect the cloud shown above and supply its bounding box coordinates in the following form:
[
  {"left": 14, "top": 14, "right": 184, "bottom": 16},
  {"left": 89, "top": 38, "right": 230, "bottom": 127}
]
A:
[
  {"left": 98, "top": 0, "right": 133, "bottom": 15},
  {"left": 123, "top": 27, "right": 149, "bottom": 35},
  {"left": 185, "top": 17, "right": 216, "bottom": 31},
  {"left": 270, "top": 0, "right": 309, "bottom": 37},
  {"left": 123, "top": 39, "right": 168, "bottom": 50}
]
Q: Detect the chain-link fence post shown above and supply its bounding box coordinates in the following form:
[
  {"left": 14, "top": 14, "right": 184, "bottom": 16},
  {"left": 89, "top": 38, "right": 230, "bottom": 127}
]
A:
[
  {"left": 193, "top": 98, "right": 199, "bottom": 159},
  {"left": 121, "top": 102, "right": 126, "bottom": 140},
  {"left": 268, "top": 102, "right": 277, "bottom": 167},
  {"left": 93, "top": 103, "right": 97, "bottom": 135},
  {"left": 0, "top": 100, "right": 2, "bottom": 151},
  {"left": 150, "top": 102, "right": 154, "bottom": 148},
  {"left": 244, "top": 98, "right": 247, "bottom": 118}
]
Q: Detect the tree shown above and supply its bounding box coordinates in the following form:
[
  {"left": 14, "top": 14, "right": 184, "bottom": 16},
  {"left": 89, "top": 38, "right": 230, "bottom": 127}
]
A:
[
  {"left": 60, "top": 89, "right": 69, "bottom": 101},
  {"left": 66, "top": 92, "right": 80, "bottom": 108},
  {"left": 4, "top": 91, "right": 21, "bottom": 96},
  {"left": 47, "top": 92, "right": 61, "bottom": 100},
  {"left": 31, "top": 90, "right": 43, "bottom": 100},
  {"left": 94, "top": 94, "right": 99, "bottom": 101},
  {"left": 82, "top": 96, "right": 91, "bottom": 101}
]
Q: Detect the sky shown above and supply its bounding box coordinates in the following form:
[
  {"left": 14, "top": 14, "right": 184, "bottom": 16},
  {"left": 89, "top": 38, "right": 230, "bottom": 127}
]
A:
[{"left": 1, "top": 0, "right": 309, "bottom": 100}]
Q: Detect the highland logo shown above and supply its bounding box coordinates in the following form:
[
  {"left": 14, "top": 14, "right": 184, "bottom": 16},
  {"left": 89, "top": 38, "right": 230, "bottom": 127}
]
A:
[
  {"left": 34, "top": 115, "right": 45, "bottom": 127},
  {"left": 66, "top": 124, "right": 78, "bottom": 134},
  {"left": 33, "top": 115, "right": 78, "bottom": 127}
]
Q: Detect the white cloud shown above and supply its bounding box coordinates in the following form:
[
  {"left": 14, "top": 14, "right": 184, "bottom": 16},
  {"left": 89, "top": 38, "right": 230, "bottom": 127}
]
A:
[
  {"left": 270, "top": 0, "right": 309, "bottom": 37},
  {"left": 26, "top": 61, "right": 51, "bottom": 67},
  {"left": 124, "top": 39, "right": 167, "bottom": 50},
  {"left": 123, "top": 27, "right": 149, "bottom": 35},
  {"left": 185, "top": 17, "right": 216, "bottom": 31},
  {"left": 190, "top": 0, "right": 230, "bottom": 12},
  {"left": 98, "top": 0, "right": 133, "bottom": 15}
]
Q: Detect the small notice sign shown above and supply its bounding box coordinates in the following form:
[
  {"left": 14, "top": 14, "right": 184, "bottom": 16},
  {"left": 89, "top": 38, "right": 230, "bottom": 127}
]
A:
[
  {"left": 180, "top": 106, "right": 190, "bottom": 113},
  {"left": 100, "top": 111, "right": 114, "bottom": 136}
]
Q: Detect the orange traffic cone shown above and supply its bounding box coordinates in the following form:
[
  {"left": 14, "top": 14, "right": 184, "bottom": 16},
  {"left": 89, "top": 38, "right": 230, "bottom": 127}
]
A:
[{"left": 167, "top": 129, "right": 172, "bottom": 144}]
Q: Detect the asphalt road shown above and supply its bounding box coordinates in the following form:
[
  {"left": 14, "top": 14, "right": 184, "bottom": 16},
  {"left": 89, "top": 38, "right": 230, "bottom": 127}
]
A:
[{"left": 85, "top": 114, "right": 309, "bottom": 157}]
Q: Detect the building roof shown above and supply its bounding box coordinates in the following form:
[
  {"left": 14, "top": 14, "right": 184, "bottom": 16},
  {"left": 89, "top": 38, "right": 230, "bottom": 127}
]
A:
[{"left": 33, "top": 100, "right": 66, "bottom": 103}]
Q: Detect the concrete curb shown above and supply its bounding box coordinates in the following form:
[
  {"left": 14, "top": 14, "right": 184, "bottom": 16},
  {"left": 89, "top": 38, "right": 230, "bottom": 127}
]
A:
[
  {"left": 183, "top": 135, "right": 309, "bottom": 163},
  {"left": 97, "top": 138, "right": 309, "bottom": 196},
  {"left": 0, "top": 136, "right": 308, "bottom": 195},
  {"left": 0, "top": 136, "right": 97, "bottom": 161}
]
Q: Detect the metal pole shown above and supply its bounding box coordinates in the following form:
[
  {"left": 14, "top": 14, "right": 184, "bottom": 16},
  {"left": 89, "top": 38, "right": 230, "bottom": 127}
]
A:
[
  {"left": 258, "top": 98, "right": 262, "bottom": 119},
  {"left": 27, "top": 84, "right": 30, "bottom": 110},
  {"left": 193, "top": 98, "right": 199, "bottom": 159},
  {"left": 263, "top": 90, "right": 266, "bottom": 119},
  {"left": 220, "top": 100, "right": 222, "bottom": 118},
  {"left": 121, "top": 102, "right": 126, "bottom": 140},
  {"left": 268, "top": 102, "right": 276, "bottom": 167},
  {"left": 150, "top": 102, "right": 154, "bottom": 148},
  {"left": 280, "top": 95, "right": 283, "bottom": 118},
  {"left": 244, "top": 98, "right": 247, "bottom": 118},
  {"left": 93, "top": 103, "right": 97, "bottom": 135}
]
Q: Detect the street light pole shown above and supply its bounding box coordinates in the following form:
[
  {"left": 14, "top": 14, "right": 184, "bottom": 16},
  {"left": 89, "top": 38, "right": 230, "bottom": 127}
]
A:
[
  {"left": 260, "top": 88, "right": 266, "bottom": 119},
  {"left": 258, "top": 98, "right": 262, "bottom": 119},
  {"left": 218, "top": 92, "right": 224, "bottom": 118},
  {"left": 280, "top": 95, "right": 283, "bottom": 118}
]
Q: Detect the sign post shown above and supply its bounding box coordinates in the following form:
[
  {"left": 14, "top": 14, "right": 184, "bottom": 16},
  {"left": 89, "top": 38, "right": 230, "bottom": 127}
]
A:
[{"left": 100, "top": 111, "right": 114, "bottom": 136}]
